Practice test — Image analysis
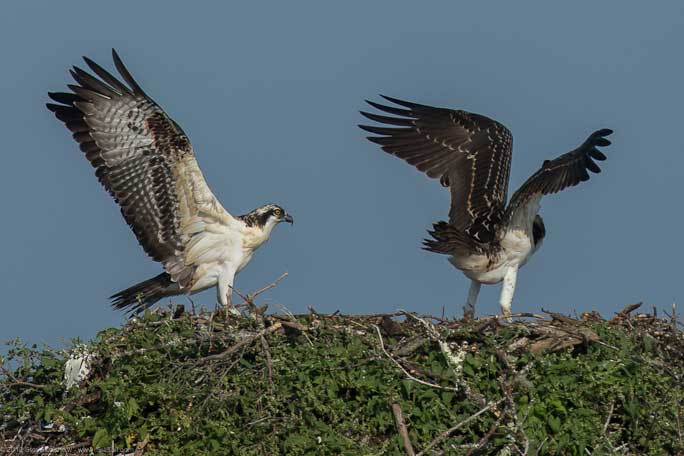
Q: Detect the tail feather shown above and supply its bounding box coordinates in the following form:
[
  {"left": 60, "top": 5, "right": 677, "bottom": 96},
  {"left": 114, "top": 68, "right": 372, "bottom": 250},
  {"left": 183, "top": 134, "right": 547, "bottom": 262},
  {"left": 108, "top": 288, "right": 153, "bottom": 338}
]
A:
[
  {"left": 110, "top": 272, "right": 182, "bottom": 314},
  {"left": 423, "top": 221, "right": 483, "bottom": 254}
]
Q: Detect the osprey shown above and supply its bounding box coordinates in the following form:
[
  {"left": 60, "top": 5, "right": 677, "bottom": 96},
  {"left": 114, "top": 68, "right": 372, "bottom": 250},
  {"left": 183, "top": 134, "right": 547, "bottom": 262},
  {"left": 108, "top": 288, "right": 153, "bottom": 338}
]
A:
[
  {"left": 47, "top": 50, "right": 293, "bottom": 315},
  {"left": 360, "top": 96, "right": 612, "bottom": 319}
]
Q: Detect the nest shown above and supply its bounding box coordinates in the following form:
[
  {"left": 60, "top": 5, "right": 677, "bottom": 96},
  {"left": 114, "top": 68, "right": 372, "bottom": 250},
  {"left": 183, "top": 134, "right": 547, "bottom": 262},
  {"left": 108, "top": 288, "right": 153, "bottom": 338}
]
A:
[{"left": 2, "top": 301, "right": 683, "bottom": 455}]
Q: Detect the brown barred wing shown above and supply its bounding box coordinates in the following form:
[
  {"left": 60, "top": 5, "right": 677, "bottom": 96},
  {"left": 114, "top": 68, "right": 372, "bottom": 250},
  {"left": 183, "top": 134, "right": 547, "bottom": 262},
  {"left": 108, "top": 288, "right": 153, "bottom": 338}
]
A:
[
  {"left": 46, "top": 50, "right": 236, "bottom": 288},
  {"left": 360, "top": 96, "right": 513, "bottom": 243}
]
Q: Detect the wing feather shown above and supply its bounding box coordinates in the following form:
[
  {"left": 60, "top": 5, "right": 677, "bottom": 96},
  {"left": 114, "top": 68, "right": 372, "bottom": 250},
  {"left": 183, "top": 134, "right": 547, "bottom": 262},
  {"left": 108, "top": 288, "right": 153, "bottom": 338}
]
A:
[
  {"left": 360, "top": 96, "right": 513, "bottom": 243},
  {"left": 47, "top": 49, "right": 238, "bottom": 289},
  {"left": 505, "top": 129, "right": 613, "bottom": 223}
]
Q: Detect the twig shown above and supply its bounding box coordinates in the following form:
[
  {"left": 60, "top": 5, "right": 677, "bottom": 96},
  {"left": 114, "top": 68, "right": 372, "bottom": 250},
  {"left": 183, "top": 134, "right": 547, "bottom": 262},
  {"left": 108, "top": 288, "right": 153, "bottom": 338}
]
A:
[
  {"left": 0, "top": 365, "right": 47, "bottom": 390},
  {"left": 476, "top": 312, "right": 549, "bottom": 322},
  {"left": 534, "top": 437, "right": 549, "bottom": 456},
  {"left": 277, "top": 305, "right": 314, "bottom": 346},
  {"left": 373, "top": 325, "right": 459, "bottom": 392},
  {"left": 465, "top": 413, "right": 505, "bottom": 456},
  {"left": 403, "top": 312, "right": 468, "bottom": 381},
  {"left": 261, "top": 335, "right": 273, "bottom": 385},
  {"left": 134, "top": 433, "right": 150, "bottom": 456},
  {"left": 676, "top": 399, "right": 683, "bottom": 447},
  {"left": 673, "top": 301, "right": 677, "bottom": 335},
  {"left": 496, "top": 350, "right": 530, "bottom": 454},
  {"left": 270, "top": 316, "right": 308, "bottom": 332},
  {"left": 230, "top": 272, "right": 288, "bottom": 318},
  {"left": 234, "top": 272, "right": 289, "bottom": 307},
  {"left": 416, "top": 399, "right": 505, "bottom": 456},
  {"left": 391, "top": 403, "right": 416, "bottom": 456},
  {"left": 603, "top": 401, "right": 615, "bottom": 435},
  {"left": 200, "top": 322, "right": 283, "bottom": 363},
  {"left": 4, "top": 380, "right": 48, "bottom": 390},
  {"left": 400, "top": 312, "right": 497, "bottom": 411},
  {"left": 251, "top": 272, "right": 289, "bottom": 299},
  {"left": 541, "top": 308, "right": 576, "bottom": 325},
  {"left": 614, "top": 302, "right": 642, "bottom": 319}
]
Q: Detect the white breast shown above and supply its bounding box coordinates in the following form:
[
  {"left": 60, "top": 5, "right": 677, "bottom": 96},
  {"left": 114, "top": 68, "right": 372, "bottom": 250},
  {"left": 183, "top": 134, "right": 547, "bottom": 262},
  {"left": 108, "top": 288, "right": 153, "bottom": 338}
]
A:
[
  {"left": 185, "top": 220, "right": 258, "bottom": 293},
  {"left": 450, "top": 196, "right": 541, "bottom": 285},
  {"left": 454, "top": 228, "right": 535, "bottom": 284}
]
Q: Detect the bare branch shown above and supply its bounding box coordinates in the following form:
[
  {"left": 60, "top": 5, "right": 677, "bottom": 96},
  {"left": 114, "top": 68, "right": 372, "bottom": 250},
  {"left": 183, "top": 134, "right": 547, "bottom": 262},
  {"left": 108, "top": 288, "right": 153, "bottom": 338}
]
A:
[
  {"left": 261, "top": 336, "right": 273, "bottom": 386},
  {"left": 373, "top": 325, "right": 459, "bottom": 392},
  {"left": 134, "top": 433, "right": 150, "bottom": 456},
  {"left": 199, "top": 322, "right": 283, "bottom": 363},
  {"left": 603, "top": 401, "right": 615, "bottom": 435},
  {"left": 250, "top": 272, "right": 289, "bottom": 299},
  {"left": 465, "top": 413, "right": 505, "bottom": 456},
  {"left": 391, "top": 403, "right": 416, "bottom": 456},
  {"left": 614, "top": 302, "right": 642, "bottom": 319},
  {"left": 416, "top": 399, "right": 505, "bottom": 456}
]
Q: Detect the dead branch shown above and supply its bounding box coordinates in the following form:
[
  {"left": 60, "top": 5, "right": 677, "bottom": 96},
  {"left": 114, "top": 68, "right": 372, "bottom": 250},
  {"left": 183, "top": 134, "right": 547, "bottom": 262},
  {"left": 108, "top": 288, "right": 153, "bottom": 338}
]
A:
[
  {"left": 603, "top": 401, "right": 615, "bottom": 435},
  {"left": 0, "top": 363, "right": 47, "bottom": 390},
  {"left": 541, "top": 308, "right": 576, "bottom": 325},
  {"left": 269, "top": 316, "right": 308, "bottom": 332},
  {"left": 465, "top": 413, "right": 506, "bottom": 456},
  {"left": 261, "top": 336, "right": 273, "bottom": 386},
  {"left": 673, "top": 302, "right": 678, "bottom": 335},
  {"left": 134, "top": 432, "right": 150, "bottom": 456},
  {"left": 391, "top": 403, "right": 416, "bottom": 456},
  {"left": 476, "top": 312, "right": 549, "bottom": 322},
  {"left": 614, "top": 302, "right": 642, "bottom": 320},
  {"left": 416, "top": 399, "right": 505, "bottom": 456},
  {"left": 373, "top": 325, "right": 459, "bottom": 392},
  {"left": 251, "top": 272, "right": 289, "bottom": 299},
  {"left": 200, "top": 322, "right": 283, "bottom": 363}
]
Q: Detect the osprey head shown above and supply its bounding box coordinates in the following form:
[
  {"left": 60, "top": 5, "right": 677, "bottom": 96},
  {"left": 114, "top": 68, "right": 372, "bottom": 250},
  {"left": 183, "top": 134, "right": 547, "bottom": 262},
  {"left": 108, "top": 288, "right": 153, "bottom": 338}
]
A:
[
  {"left": 241, "top": 204, "right": 294, "bottom": 228},
  {"left": 532, "top": 214, "right": 545, "bottom": 248}
]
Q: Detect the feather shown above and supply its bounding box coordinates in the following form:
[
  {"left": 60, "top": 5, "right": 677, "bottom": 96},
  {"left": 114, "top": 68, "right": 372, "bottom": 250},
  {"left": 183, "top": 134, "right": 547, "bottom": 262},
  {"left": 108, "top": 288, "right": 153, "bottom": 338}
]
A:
[
  {"left": 361, "top": 96, "right": 513, "bottom": 242},
  {"left": 505, "top": 128, "right": 613, "bottom": 222},
  {"left": 46, "top": 50, "right": 240, "bottom": 291}
]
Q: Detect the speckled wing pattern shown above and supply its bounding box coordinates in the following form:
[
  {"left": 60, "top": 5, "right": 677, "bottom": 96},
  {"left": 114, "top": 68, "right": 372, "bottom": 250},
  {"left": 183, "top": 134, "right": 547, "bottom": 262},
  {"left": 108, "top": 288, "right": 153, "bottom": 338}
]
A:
[
  {"left": 47, "top": 50, "right": 238, "bottom": 289},
  {"left": 360, "top": 96, "right": 513, "bottom": 244},
  {"left": 504, "top": 129, "right": 612, "bottom": 224}
]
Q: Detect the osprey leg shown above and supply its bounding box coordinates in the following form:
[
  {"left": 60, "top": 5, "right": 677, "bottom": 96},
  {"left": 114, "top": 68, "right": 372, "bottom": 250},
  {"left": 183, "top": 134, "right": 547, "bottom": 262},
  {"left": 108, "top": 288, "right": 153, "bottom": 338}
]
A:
[
  {"left": 464, "top": 280, "right": 481, "bottom": 319},
  {"left": 499, "top": 266, "right": 518, "bottom": 319},
  {"left": 218, "top": 270, "right": 241, "bottom": 316}
]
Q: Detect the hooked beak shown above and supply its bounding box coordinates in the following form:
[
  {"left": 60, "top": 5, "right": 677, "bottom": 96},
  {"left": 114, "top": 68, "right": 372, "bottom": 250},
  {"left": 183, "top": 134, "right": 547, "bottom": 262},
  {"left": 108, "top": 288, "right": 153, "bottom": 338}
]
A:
[{"left": 283, "top": 214, "right": 294, "bottom": 225}]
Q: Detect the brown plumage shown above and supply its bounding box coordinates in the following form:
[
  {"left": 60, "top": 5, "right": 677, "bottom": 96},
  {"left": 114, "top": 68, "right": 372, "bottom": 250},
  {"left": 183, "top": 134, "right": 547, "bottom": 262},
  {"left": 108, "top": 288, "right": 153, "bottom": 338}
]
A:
[
  {"left": 360, "top": 95, "right": 612, "bottom": 318},
  {"left": 360, "top": 95, "right": 512, "bottom": 243},
  {"left": 47, "top": 50, "right": 293, "bottom": 314},
  {"left": 360, "top": 96, "right": 610, "bottom": 254}
]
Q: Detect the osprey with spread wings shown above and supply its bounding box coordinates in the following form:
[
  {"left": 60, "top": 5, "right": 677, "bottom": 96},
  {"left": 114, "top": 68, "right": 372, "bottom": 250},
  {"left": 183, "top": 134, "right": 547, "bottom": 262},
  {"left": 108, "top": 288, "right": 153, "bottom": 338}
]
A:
[
  {"left": 360, "top": 96, "right": 612, "bottom": 319},
  {"left": 47, "top": 50, "right": 293, "bottom": 315}
]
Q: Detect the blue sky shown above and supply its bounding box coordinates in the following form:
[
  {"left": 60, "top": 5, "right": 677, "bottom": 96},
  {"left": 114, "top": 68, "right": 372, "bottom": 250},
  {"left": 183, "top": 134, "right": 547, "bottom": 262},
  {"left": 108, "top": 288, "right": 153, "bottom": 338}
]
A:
[{"left": 1, "top": 1, "right": 683, "bottom": 347}]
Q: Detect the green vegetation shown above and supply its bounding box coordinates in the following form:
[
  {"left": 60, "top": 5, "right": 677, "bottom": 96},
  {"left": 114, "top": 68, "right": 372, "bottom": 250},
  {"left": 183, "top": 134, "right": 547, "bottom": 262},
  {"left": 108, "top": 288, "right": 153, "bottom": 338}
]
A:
[{"left": 1, "top": 305, "right": 683, "bottom": 455}]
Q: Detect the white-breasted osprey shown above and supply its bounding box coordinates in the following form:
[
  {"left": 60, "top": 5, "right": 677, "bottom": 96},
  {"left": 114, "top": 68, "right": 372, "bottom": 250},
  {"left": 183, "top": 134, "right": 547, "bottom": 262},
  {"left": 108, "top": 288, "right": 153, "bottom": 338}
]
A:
[
  {"left": 360, "top": 96, "right": 612, "bottom": 319},
  {"left": 47, "top": 50, "right": 293, "bottom": 315}
]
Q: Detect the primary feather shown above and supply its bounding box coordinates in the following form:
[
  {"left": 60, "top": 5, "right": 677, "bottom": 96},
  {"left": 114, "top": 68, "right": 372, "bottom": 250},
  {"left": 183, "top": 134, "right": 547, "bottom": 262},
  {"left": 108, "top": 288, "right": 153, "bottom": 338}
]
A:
[
  {"left": 48, "top": 50, "right": 293, "bottom": 314},
  {"left": 361, "top": 96, "right": 612, "bottom": 318}
]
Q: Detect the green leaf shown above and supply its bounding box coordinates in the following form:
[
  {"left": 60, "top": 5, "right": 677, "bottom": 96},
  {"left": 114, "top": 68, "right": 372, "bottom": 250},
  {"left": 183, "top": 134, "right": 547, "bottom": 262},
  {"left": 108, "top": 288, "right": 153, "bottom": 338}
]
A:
[
  {"left": 92, "top": 428, "right": 111, "bottom": 449},
  {"left": 548, "top": 415, "right": 561, "bottom": 433}
]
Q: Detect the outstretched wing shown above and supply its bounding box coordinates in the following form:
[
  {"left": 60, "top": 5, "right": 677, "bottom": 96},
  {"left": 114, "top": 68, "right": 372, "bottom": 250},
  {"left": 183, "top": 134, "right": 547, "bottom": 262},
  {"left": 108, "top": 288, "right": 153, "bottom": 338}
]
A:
[
  {"left": 47, "top": 50, "right": 239, "bottom": 289},
  {"left": 505, "top": 129, "right": 612, "bottom": 223},
  {"left": 360, "top": 96, "right": 513, "bottom": 243}
]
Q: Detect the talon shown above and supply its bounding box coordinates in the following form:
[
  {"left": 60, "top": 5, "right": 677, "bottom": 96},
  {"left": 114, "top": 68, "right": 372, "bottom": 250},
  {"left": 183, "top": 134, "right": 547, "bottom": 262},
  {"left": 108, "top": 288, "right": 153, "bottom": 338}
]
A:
[{"left": 224, "top": 292, "right": 242, "bottom": 317}]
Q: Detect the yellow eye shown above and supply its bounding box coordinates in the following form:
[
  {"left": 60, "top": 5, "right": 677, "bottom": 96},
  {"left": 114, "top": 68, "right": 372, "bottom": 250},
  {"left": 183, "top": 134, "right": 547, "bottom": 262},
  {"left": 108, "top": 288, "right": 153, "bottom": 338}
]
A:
[{"left": 274, "top": 209, "right": 282, "bottom": 216}]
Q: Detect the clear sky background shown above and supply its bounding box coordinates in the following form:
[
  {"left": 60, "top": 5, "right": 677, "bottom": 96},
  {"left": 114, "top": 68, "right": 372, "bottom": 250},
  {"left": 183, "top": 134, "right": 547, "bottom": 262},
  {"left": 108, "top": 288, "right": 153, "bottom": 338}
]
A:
[{"left": 1, "top": 1, "right": 682, "bottom": 347}]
